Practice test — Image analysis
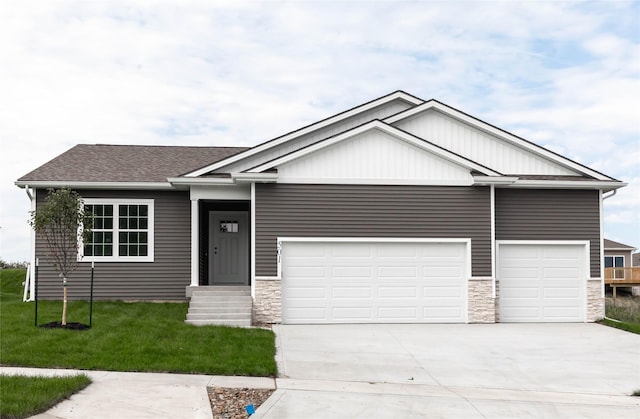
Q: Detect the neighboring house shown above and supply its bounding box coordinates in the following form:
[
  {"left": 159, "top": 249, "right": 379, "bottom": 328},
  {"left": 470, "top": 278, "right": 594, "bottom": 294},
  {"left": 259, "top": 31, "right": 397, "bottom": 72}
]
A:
[
  {"left": 603, "top": 238, "right": 636, "bottom": 278},
  {"left": 634, "top": 252, "right": 640, "bottom": 268},
  {"left": 604, "top": 238, "right": 639, "bottom": 296},
  {"left": 16, "top": 91, "right": 626, "bottom": 325}
]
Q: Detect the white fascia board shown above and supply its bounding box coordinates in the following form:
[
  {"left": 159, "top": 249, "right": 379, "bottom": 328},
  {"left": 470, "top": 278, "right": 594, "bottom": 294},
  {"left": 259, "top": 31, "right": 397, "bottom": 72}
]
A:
[
  {"left": 385, "top": 101, "right": 612, "bottom": 181},
  {"left": 249, "top": 120, "right": 501, "bottom": 176},
  {"left": 473, "top": 176, "right": 519, "bottom": 185},
  {"left": 231, "top": 172, "right": 278, "bottom": 183},
  {"left": 605, "top": 247, "right": 637, "bottom": 251},
  {"left": 504, "top": 180, "right": 626, "bottom": 190},
  {"left": 184, "top": 91, "right": 424, "bottom": 178},
  {"left": 14, "top": 180, "right": 173, "bottom": 190},
  {"left": 167, "top": 177, "right": 234, "bottom": 186}
]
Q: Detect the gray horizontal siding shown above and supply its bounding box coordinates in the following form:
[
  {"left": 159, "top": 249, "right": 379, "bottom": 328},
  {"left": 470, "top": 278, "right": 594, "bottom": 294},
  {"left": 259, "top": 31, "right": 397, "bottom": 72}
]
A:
[
  {"left": 34, "top": 189, "right": 190, "bottom": 300},
  {"left": 495, "top": 189, "right": 600, "bottom": 277},
  {"left": 255, "top": 184, "right": 491, "bottom": 277}
]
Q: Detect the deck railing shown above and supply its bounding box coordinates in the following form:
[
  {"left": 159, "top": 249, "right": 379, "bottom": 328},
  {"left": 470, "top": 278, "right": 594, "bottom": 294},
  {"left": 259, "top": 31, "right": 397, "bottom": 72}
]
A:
[{"left": 604, "top": 267, "right": 640, "bottom": 284}]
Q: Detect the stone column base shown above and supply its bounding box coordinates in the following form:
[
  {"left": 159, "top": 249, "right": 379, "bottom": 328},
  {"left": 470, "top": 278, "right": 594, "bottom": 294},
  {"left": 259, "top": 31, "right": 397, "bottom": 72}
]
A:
[
  {"left": 253, "top": 278, "right": 282, "bottom": 324},
  {"left": 468, "top": 278, "right": 496, "bottom": 323}
]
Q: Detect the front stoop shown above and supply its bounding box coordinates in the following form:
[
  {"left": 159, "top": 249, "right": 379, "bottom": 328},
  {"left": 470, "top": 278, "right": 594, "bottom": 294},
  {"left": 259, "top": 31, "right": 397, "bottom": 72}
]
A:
[{"left": 185, "top": 286, "right": 252, "bottom": 327}]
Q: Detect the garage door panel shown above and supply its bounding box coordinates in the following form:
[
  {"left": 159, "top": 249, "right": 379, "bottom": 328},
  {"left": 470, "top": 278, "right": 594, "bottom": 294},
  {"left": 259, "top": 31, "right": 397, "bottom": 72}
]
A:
[
  {"left": 333, "top": 307, "right": 374, "bottom": 321},
  {"left": 378, "top": 307, "right": 417, "bottom": 320},
  {"left": 286, "top": 287, "right": 327, "bottom": 299},
  {"left": 378, "top": 286, "right": 418, "bottom": 298},
  {"left": 332, "top": 287, "right": 372, "bottom": 299},
  {"left": 378, "top": 266, "right": 417, "bottom": 278},
  {"left": 423, "top": 286, "right": 462, "bottom": 298},
  {"left": 377, "top": 246, "right": 419, "bottom": 258},
  {"left": 499, "top": 244, "right": 585, "bottom": 323},
  {"left": 331, "top": 266, "right": 372, "bottom": 278},
  {"left": 282, "top": 241, "right": 467, "bottom": 324},
  {"left": 330, "top": 245, "right": 372, "bottom": 258}
]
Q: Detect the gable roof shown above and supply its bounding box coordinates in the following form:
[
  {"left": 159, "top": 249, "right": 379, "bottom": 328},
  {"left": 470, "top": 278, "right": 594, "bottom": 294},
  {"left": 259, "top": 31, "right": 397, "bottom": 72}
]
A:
[
  {"left": 248, "top": 120, "right": 501, "bottom": 177},
  {"left": 604, "top": 238, "right": 637, "bottom": 251},
  {"left": 17, "top": 144, "right": 247, "bottom": 186},
  {"left": 383, "top": 99, "right": 614, "bottom": 181},
  {"left": 184, "top": 90, "right": 423, "bottom": 177}
]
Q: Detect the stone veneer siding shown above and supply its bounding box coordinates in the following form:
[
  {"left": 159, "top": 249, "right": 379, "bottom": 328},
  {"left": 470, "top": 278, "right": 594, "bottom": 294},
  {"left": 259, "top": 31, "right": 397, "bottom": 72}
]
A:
[
  {"left": 467, "top": 279, "right": 496, "bottom": 323},
  {"left": 587, "top": 280, "right": 604, "bottom": 322},
  {"left": 253, "top": 279, "right": 281, "bottom": 324}
]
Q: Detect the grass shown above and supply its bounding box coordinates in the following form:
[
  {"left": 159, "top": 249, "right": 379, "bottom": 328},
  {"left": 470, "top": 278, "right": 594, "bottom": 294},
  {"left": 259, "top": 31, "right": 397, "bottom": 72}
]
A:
[
  {"left": 600, "top": 296, "right": 640, "bottom": 335},
  {"left": 0, "top": 374, "right": 91, "bottom": 419},
  {"left": 0, "top": 269, "right": 277, "bottom": 376}
]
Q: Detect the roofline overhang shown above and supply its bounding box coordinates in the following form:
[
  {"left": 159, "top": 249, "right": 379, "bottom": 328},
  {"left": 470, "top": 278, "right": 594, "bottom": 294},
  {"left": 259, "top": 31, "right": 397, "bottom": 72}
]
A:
[
  {"left": 167, "top": 177, "right": 235, "bottom": 186},
  {"left": 231, "top": 173, "right": 279, "bottom": 183},
  {"left": 472, "top": 176, "right": 519, "bottom": 186},
  {"left": 384, "top": 101, "right": 614, "bottom": 182},
  {"left": 183, "top": 91, "right": 425, "bottom": 177},
  {"left": 604, "top": 247, "right": 637, "bottom": 251},
  {"left": 15, "top": 181, "right": 174, "bottom": 190},
  {"left": 497, "top": 179, "right": 626, "bottom": 191}
]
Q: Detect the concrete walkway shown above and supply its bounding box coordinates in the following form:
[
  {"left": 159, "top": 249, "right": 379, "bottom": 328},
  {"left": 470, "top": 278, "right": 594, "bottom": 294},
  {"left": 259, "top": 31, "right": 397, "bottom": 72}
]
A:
[{"left": 1, "top": 367, "right": 275, "bottom": 419}]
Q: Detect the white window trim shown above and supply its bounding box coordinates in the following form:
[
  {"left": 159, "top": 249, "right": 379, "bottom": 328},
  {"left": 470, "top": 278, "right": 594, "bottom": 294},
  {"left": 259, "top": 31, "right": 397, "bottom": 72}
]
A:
[
  {"left": 79, "top": 199, "right": 155, "bottom": 262},
  {"left": 604, "top": 255, "right": 625, "bottom": 279}
]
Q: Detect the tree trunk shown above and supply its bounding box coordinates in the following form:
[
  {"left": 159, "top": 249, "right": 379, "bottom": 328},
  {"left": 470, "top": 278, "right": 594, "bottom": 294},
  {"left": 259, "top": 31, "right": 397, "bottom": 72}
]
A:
[{"left": 62, "top": 276, "right": 68, "bottom": 326}]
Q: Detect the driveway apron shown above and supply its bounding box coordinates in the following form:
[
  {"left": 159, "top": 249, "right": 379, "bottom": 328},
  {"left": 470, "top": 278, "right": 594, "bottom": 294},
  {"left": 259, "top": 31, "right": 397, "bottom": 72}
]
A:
[{"left": 254, "top": 323, "right": 640, "bottom": 418}]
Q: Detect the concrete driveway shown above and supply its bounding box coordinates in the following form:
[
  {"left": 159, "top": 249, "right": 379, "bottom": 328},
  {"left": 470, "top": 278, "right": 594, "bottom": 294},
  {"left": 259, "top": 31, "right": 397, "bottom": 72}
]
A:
[{"left": 255, "top": 324, "right": 640, "bottom": 418}]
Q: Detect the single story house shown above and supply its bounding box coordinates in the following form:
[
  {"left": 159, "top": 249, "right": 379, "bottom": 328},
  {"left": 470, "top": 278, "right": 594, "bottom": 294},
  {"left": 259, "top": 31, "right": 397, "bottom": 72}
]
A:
[{"left": 17, "top": 90, "right": 626, "bottom": 325}]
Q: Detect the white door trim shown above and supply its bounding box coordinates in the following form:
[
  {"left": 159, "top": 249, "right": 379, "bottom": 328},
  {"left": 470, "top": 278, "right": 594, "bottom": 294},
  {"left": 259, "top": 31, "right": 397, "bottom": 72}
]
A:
[{"left": 496, "top": 240, "right": 590, "bottom": 323}]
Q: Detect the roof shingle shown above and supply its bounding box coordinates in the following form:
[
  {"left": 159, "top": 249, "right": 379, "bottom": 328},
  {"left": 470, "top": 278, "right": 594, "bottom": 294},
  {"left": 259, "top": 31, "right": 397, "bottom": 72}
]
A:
[{"left": 18, "top": 144, "right": 248, "bottom": 183}]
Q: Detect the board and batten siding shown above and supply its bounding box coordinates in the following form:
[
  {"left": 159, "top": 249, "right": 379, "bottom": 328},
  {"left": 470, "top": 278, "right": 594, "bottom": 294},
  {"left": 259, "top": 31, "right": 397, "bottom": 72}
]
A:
[
  {"left": 34, "top": 189, "right": 191, "bottom": 300},
  {"left": 255, "top": 184, "right": 491, "bottom": 277},
  {"left": 495, "top": 189, "right": 601, "bottom": 277}
]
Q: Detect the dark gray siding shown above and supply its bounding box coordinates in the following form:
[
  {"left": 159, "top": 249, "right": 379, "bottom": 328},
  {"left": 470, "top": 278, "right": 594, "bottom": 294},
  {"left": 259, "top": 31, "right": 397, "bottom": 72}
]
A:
[
  {"left": 495, "top": 189, "right": 600, "bottom": 277},
  {"left": 255, "top": 184, "right": 491, "bottom": 277},
  {"left": 35, "top": 189, "right": 190, "bottom": 300}
]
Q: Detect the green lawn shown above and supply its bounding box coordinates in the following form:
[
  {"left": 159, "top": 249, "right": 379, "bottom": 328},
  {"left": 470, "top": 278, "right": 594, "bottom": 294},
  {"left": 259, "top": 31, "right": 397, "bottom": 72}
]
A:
[
  {"left": 0, "top": 269, "right": 277, "bottom": 376},
  {"left": 0, "top": 374, "right": 91, "bottom": 419},
  {"left": 601, "top": 296, "right": 640, "bottom": 334}
]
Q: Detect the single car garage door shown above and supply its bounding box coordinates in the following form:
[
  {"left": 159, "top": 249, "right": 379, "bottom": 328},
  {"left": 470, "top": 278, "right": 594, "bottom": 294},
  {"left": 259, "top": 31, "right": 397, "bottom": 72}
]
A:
[
  {"left": 498, "top": 243, "right": 586, "bottom": 322},
  {"left": 281, "top": 240, "right": 468, "bottom": 324}
]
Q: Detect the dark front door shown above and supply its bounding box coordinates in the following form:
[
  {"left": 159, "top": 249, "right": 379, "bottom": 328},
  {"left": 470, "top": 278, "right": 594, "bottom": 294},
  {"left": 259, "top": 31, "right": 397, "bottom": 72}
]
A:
[{"left": 208, "top": 211, "right": 249, "bottom": 285}]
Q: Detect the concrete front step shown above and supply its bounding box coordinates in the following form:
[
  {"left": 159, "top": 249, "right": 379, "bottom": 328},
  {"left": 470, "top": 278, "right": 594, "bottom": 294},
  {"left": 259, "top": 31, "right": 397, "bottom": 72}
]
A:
[
  {"left": 188, "top": 306, "right": 251, "bottom": 314},
  {"left": 190, "top": 296, "right": 253, "bottom": 303},
  {"left": 186, "top": 286, "right": 253, "bottom": 327}
]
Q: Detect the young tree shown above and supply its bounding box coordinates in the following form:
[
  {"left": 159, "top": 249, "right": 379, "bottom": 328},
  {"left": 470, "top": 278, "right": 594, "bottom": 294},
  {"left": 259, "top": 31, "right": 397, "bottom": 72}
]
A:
[{"left": 29, "top": 188, "right": 93, "bottom": 326}]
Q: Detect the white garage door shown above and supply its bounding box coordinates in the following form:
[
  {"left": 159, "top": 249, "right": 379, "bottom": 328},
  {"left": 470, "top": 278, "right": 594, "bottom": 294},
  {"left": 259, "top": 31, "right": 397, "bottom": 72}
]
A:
[
  {"left": 281, "top": 240, "right": 468, "bottom": 324},
  {"left": 498, "top": 243, "right": 586, "bottom": 322}
]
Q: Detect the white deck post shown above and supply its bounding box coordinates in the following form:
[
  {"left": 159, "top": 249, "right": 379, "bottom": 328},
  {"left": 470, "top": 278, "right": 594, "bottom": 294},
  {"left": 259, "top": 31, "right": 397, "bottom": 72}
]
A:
[{"left": 190, "top": 198, "right": 199, "bottom": 287}]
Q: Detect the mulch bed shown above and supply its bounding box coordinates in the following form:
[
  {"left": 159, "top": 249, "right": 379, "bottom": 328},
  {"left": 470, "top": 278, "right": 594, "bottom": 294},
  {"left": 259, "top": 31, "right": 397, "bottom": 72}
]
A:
[
  {"left": 208, "top": 387, "right": 275, "bottom": 418},
  {"left": 39, "top": 321, "right": 91, "bottom": 330}
]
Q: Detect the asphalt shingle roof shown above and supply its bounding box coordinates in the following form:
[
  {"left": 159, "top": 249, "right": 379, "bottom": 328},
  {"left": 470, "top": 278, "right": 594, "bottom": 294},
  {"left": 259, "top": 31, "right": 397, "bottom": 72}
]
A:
[
  {"left": 18, "top": 144, "right": 249, "bottom": 183},
  {"left": 603, "top": 238, "right": 636, "bottom": 250}
]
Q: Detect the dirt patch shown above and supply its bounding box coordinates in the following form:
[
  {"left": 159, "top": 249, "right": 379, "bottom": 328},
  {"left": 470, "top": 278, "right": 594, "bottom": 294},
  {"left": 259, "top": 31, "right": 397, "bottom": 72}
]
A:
[
  {"left": 208, "top": 387, "right": 275, "bottom": 418},
  {"left": 39, "top": 322, "right": 91, "bottom": 330}
]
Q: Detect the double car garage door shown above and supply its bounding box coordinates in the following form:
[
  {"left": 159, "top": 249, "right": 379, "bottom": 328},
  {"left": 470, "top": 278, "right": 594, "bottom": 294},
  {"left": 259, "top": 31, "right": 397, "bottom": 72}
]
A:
[{"left": 280, "top": 240, "right": 587, "bottom": 324}]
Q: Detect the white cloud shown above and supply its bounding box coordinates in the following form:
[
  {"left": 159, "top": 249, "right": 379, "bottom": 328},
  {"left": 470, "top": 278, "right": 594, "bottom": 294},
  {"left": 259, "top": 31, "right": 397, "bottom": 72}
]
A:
[{"left": 1, "top": 0, "right": 639, "bottom": 260}]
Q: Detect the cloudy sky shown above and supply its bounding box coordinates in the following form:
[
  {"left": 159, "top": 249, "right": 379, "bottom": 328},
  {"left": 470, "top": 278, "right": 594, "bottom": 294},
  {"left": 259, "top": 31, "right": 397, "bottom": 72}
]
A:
[{"left": 1, "top": 1, "right": 639, "bottom": 263}]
